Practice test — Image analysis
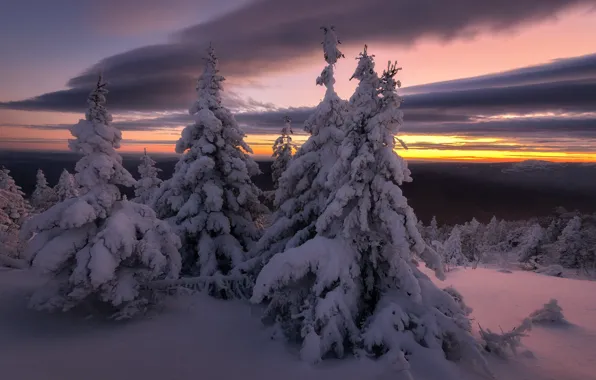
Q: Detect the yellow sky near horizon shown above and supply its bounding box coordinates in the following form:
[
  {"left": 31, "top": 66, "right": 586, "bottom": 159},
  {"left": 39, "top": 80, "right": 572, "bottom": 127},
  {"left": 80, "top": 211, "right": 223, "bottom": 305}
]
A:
[{"left": 3, "top": 125, "right": 596, "bottom": 163}]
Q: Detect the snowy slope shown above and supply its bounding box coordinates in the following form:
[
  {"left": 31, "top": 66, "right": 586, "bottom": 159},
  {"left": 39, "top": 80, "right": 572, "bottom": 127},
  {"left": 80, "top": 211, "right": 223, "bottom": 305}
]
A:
[
  {"left": 1, "top": 267, "right": 595, "bottom": 380},
  {"left": 433, "top": 267, "right": 596, "bottom": 380}
]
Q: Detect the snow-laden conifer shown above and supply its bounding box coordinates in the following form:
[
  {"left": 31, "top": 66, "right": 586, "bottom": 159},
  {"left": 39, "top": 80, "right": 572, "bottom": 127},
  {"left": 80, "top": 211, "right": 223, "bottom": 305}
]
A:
[
  {"left": 270, "top": 116, "right": 297, "bottom": 190},
  {"left": 151, "top": 46, "right": 265, "bottom": 286},
  {"left": 516, "top": 223, "right": 544, "bottom": 263},
  {"left": 243, "top": 26, "right": 347, "bottom": 277},
  {"left": 0, "top": 168, "right": 31, "bottom": 260},
  {"left": 22, "top": 77, "right": 181, "bottom": 317},
  {"left": 442, "top": 226, "right": 468, "bottom": 270},
  {"left": 427, "top": 215, "right": 440, "bottom": 242},
  {"left": 482, "top": 216, "right": 501, "bottom": 248},
  {"left": 0, "top": 189, "right": 24, "bottom": 259},
  {"left": 529, "top": 299, "right": 566, "bottom": 324},
  {"left": 553, "top": 216, "right": 583, "bottom": 267},
  {"left": 252, "top": 46, "right": 490, "bottom": 376},
  {"left": 31, "top": 169, "right": 58, "bottom": 211},
  {"left": 54, "top": 169, "right": 79, "bottom": 202},
  {"left": 0, "top": 167, "right": 30, "bottom": 227},
  {"left": 460, "top": 218, "right": 482, "bottom": 262},
  {"left": 480, "top": 319, "right": 532, "bottom": 358},
  {"left": 134, "top": 148, "right": 162, "bottom": 205}
]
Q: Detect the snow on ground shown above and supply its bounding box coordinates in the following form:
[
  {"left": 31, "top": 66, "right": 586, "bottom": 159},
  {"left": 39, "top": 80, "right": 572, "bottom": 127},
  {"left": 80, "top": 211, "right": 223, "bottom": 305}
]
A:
[
  {"left": 431, "top": 266, "right": 596, "bottom": 380},
  {"left": 1, "top": 267, "right": 595, "bottom": 380}
]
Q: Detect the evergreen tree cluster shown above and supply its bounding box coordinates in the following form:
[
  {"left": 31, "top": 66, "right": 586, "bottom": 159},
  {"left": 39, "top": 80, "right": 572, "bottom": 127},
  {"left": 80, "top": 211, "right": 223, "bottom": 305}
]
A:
[
  {"left": 417, "top": 209, "right": 596, "bottom": 273},
  {"left": 11, "top": 25, "right": 593, "bottom": 379}
]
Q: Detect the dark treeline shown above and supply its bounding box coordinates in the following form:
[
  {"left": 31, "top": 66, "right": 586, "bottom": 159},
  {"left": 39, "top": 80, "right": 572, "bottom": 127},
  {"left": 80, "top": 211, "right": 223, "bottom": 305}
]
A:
[{"left": 2, "top": 151, "right": 595, "bottom": 225}]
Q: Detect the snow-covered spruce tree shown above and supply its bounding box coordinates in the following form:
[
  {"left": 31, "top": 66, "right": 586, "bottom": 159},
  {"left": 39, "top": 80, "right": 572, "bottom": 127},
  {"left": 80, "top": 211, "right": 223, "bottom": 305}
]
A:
[
  {"left": 252, "top": 47, "right": 490, "bottom": 376},
  {"left": 271, "top": 116, "right": 297, "bottom": 190},
  {"left": 31, "top": 169, "right": 58, "bottom": 212},
  {"left": 482, "top": 216, "right": 501, "bottom": 248},
  {"left": 459, "top": 218, "right": 483, "bottom": 263},
  {"left": 151, "top": 46, "right": 265, "bottom": 289},
  {"left": 552, "top": 216, "right": 583, "bottom": 268},
  {"left": 21, "top": 77, "right": 181, "bottom": 317},
  {"left": 516, "top": 223, "right": 544, "bottom": 263},
  {"left": 242, "top": 26, "right": 347, "bottom": 279},
  {"left": 134, "top": 148, "right": 162, "bottom": 205},
  {"left": 0, "top": 189, "right": 25, "bottom": 261},
  {"left": 427, "top": 215, "right": 440, "bottom": 243},
  {"left": 0, "top": 167, "right": 30, "bottom": 228},
  {"left": 442, "top": 226, "right": 468, "bottom": 271},
  {"left": 54, "top": 169, "right": 79, "bottom": 202}
]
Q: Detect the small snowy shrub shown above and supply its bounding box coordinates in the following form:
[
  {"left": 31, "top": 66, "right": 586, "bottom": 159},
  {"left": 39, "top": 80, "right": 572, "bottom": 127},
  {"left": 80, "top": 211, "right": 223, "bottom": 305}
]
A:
[
  {"left": 529, "top": 299, "right": 566, "bottom": 324},
  {"left": 479, "top": 318, "right": 532, "bottom": 358},
  {"left": 535, "top": 264, "right": 564, "bottom": 277}
]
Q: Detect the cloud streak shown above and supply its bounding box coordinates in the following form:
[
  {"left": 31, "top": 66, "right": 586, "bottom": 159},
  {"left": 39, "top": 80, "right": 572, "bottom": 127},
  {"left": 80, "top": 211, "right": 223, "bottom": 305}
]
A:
[
  {"left": 68, "top": 0, "right": 593, "bottom": 87},
  {"left": 403, "top": 53, "right": 596, "bottom": 94},
  {"left": 2, "top": 0, "right": 593, "bottom": 114}
]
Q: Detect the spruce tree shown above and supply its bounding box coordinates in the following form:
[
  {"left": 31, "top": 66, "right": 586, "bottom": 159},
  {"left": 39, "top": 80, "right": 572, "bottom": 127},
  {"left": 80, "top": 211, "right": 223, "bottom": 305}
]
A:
[
  {"left": 443, "top": 226, "right": 467, "bottom": 270},
  {"left": 553, "top": 216, "right": 583, "bottom": 267},
  {"left": 0, "top": 167, "right": 30, "bottom": 227},
  {"left": 428, "top": 215, "right": 440, "bottom": 242},
  {"left": 252, "top": 45, "right": 489, "bottom": 377},
  {"left": 0, "top": 167, "right": 31, "bottom": 259},
  {"left": 271, "top": 116, "right": 297, "bottom": 190},
  {"left": 152, "top": 46, "right": 266, "bottom": 287},
  {"left": 22, "top": 77, "right": 181, "bottom": 317},
  {"left": 244, "top": 26, "right": 347, "bottom": 276},
  {"left": 134, "top": 148, "right": 162, "bottom": 205},
  {"left": 482, "top": 216, "right": 501, "bottom": 247},
  {"left": 54, "top": 169, "right": 79, "bottom": 202},
  {"left": 31, "top": 169, "right": 58, "bottom": 212}
]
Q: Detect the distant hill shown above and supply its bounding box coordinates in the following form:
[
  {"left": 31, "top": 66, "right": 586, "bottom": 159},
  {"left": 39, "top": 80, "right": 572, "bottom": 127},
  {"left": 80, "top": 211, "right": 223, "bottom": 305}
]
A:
[{"left": 1, "top": 151, "right": 594, "bottom": 225}]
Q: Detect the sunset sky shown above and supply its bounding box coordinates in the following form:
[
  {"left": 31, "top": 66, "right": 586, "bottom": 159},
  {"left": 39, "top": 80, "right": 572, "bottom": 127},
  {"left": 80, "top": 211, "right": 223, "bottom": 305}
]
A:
[{"left": 1, "top": 0, "right": 596, "bottom": 162}]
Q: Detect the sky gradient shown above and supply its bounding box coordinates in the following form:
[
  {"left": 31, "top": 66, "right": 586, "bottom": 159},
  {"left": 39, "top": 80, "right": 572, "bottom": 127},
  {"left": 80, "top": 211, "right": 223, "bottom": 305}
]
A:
[{"left": 1, "top": 0, "right": 596, "bottom": 162}]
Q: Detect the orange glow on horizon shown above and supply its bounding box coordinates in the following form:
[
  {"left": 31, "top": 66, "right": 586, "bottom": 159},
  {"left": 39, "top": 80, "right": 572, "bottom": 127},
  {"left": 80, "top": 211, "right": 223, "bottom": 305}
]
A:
[{"left": 3, "top": 133, "right": 596, "bottom": 164}]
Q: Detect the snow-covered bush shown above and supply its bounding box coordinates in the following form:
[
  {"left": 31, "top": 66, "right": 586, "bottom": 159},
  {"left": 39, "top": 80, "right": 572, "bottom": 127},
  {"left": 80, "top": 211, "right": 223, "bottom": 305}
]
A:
[
  {"left": 243, "top": 26, "right": 347, "bottom": 278},
  {"left": 134, "top": 148, "right": 162, "bottom": 205},
  {"left": 252, "top": 44, "right": 490, "bottom": 378},
  {"left": 479, "top": 318, "right": 532, "bottom": 358},
  {"left": 271, "top": 116, "right": 297, "bottom": 190},
  {"left": 443, "top": 286, "right": 473, "bottom": 315},
  {"left": 31, "top": 169, "right": 58, "bottom": 212},
  {"left": 22, "top": 77, "right": 181, "bottom": 317},
  {"left": 534, "top": 264, "right": 564, "bottom": 277},
  {"left": 529, "top": 299, "right": 566, "bottom": 324},
  {"left": 151, "top": 46, "right": 266, "bottom": 290},
  {"left": 54, "top": 169, "right": 79, "bottom": 201}
]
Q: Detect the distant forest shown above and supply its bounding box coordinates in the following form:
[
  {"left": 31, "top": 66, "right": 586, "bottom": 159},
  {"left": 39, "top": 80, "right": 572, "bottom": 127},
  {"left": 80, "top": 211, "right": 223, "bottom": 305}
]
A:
[{"left": 2, "top": 151, "right": 595, "bottom": 225}]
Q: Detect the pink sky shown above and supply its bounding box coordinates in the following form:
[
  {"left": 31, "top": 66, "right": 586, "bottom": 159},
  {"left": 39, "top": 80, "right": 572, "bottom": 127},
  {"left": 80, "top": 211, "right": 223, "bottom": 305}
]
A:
[{"left": 1, "top": 6, "right": 595, "bottom": 161}]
